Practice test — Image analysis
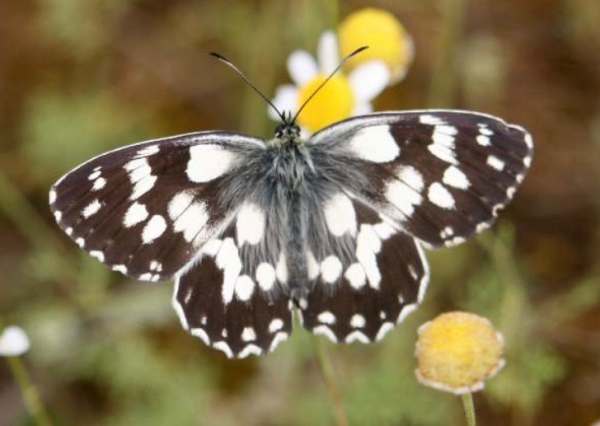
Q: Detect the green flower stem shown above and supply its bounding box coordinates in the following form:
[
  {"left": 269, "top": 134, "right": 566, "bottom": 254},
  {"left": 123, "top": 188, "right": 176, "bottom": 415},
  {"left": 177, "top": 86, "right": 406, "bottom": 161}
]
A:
[
  {"left": 314, "top": 337, "right": 348, "bottom": 426},
  {"left": 6, "top": 356, "right": 53, "bottom": 426},
  {"left": 0, "top": 320, "right": 52, "bottom": 426},
  {"left": 461, "top": 393, "right": 477, "bottom": 426}
]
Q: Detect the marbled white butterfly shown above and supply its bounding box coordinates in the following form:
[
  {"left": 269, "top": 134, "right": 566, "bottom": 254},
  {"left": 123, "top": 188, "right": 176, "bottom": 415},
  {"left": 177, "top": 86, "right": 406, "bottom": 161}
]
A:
[{"left": 49, "top": 49, "right": 533, "bottom": 358}]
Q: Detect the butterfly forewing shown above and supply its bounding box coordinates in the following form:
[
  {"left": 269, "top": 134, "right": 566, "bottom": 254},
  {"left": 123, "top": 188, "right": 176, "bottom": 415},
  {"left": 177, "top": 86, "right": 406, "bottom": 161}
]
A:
[
  {"left": 50, "top": 132, "right": 264, "bottom": 281},
  {"left": 310, "top": 110, "right": 533, "bottom": 248}
]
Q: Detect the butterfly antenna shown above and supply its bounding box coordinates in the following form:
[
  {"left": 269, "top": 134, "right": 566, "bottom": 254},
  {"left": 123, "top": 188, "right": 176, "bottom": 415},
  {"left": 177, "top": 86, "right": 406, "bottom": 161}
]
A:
[
  {"left": 210, "top": 52, "right": 286, "bottom": 123},
  {"left": 292, "top": 46, "right": 368, "bottom": 124}
]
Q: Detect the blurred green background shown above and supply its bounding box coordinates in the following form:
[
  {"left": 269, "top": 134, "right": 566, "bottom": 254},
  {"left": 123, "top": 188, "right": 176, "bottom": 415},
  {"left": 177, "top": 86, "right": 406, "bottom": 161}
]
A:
[{"left": 1, "top": 0, "right": 599, "bottom": 425}]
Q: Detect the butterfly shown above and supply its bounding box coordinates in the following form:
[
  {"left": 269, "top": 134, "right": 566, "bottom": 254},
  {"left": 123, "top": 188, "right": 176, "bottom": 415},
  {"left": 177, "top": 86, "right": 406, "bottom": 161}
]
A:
[{"left": 49, "top": 50, "right": 533, "bottom": 358}]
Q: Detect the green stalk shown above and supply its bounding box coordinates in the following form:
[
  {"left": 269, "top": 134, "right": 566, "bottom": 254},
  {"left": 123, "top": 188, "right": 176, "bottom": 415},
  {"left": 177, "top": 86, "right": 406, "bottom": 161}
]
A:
[
  {"left": 314, "top": 337, "right": 348, "bottom": 426},
  {"left": 6, "top": 357, "right": 53, "bottom": 426},
  {"left": 1, "top": 319, "right": 52, "bottom": 426},
  {"left": 461, "top": 393, "right": 477, "bottom": 426}
]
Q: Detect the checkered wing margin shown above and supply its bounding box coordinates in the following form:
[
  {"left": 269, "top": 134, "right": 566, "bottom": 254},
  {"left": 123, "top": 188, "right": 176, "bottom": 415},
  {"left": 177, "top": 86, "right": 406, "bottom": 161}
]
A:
[
  {"left": 309, "top": 110, "right": 533, "bottom": 248},
  {"left": 299, "top": 195, "right": 428, "bottom": 344},
  {"left": 49, "top": 132, "right": 264, "bottom": 282}
]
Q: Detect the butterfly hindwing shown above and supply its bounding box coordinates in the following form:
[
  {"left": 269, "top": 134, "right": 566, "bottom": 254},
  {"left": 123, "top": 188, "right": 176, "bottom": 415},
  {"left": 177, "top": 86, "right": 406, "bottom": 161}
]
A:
[
  {"left": 300, "top": 195, "right": 428, "bottom": 344},
  {"left": 172, "top": 213, "right": 292, "bottom": 358},
  {"left": 49, "top": 132, "right": 264, "bottom": 281},
  {"left": 309, "top": 110, "right": 533, "bottom": 247}
]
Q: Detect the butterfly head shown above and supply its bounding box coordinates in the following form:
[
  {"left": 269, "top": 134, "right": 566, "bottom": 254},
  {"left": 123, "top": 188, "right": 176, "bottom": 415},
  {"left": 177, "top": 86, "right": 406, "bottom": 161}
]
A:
[{"left": 274, "top": 111, "right": 301, "bottom": 142}]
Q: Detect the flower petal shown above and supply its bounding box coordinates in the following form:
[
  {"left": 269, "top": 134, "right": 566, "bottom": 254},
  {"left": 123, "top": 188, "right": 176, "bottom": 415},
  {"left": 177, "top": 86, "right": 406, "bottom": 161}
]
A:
[
  {"left": 270, "top": 85, "right": 298, "bottom": 120},
  {"left": 0, "top": 326, "right": 30, "bottom": 357},
  {"left": 300, "top": 127, "right": 311, "bottom": 139},
  {"left": 352, "top": 102, "right": 373, "bottom": 116},
  {"left": 318, "top": 30, "right": 340, "bottom": 74},
  {"left": 287, "top": 50, "right": 318, "bottom": 86},
  {"left": 348, "top": 60, "right": 390, "bottom": 102}
]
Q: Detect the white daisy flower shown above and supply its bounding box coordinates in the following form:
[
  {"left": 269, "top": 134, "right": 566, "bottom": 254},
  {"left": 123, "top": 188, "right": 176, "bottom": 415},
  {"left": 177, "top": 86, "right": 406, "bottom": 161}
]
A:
[
  {"left": 0, "top": 325, "right": 30, "bottom": 357},
  {"left": 270, "top": 30, "right": 390, "bottom": 134}
]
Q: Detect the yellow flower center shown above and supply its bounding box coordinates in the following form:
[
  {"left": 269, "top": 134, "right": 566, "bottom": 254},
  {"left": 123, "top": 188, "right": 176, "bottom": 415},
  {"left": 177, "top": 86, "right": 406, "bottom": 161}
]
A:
[
  {"left": 339, "top": 8, "right": 413, "bottom": 82},
  {"left": 415, "top": 312, "right": 504, "bottom": 393},
  {"left": 296, "top": 74, "right": 354, "bottom": 133}
]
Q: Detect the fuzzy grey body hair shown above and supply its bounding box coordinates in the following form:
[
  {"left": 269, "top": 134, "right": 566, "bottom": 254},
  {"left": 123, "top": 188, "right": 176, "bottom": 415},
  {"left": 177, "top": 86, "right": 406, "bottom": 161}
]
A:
[{"left": 212, "top": 133, "right": 369, "bottom": 304}]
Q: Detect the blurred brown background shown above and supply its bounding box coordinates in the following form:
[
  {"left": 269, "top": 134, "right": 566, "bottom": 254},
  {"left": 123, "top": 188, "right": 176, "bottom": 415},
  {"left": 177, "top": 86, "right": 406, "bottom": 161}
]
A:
[{"left": 1, "top": 0, "right": 599, "bottom": 425}]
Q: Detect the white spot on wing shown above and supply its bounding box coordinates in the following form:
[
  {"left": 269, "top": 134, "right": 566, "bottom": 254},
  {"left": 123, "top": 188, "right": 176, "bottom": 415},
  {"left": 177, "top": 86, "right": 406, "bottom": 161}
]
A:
[
  {"left": 173, "top": 201, "right": 209, "bottom": 243},
  {"left": 432, "top": 127, "right": 455, "bottom": 148},
  {"left": 82, "top": 199, "right": 102, "bottom": 218},
  {"left": 373, "top": 221, "right": 395, "bottom": 240},
  {"left": 89, "top": 250, "right": 104, "bottom": 262},
  {"left": 241, "top": 327, "right": 256, "bottom": 342},
  {"left": 187, "top": 144, "right": 236, "bottom": 183},
  {"left": 320, "top": 256, "right": 343, "bottom": 283},
  {"left": 398, "top": 304, "right": 417, "bottom": 323},
  {"left": 376, "top": 322, "right": 394, "bottom": 341},
  {"left": 355, "top": 224, "right": 382, "bottom": 289},
  {"left": 269, "top": 319, "right": 284, "bottom": 333},
  {"left": 49, "top": 189, "right": 57, "bottom": 204},
  {"left": 212, "top": 341, "right": 233, "bottom": 358},
  {"left": 419, "top": 114, "right": 445, "bottom": 125},
  {"left": 136, "top": 145, "right": 159, "bottom": 156},
  {"left": 112, "top": 264, "right": 127, "bottom": 274},
  {"left": 428, "top": 143, "right": 458, "bottom": 164},
  {"left": 216, "top": 238, "right": 242, "bottom": 304},
  {"left": 130, "top": 175, "right": 157, "bottom": 200},
  {"left": 487, "top": 155, "right": 505, "bottom": 171},
  {"left": 428, "top": 183, "right": 455, "bottom": 209},
  {"left": 235, "top": 275, "right": 255, "bottom": 301},
  {"left": 442, "top": 165, "right": 470, "bottom": 190},
  {"left": 256, "top": 262, "right": 276, "bottom": 291},
  {"left": 124, "top": 202, "right": 148, "bottom": 227},
  {"left": 270, "top": 332, "right": 289, "bottom": 352},
  {"left": 238, "top": 344, "right": 262, "bottom": 358},
  {"left": 88, "top": 170, "right": 101, "bottom": 180},
  {"left": 318, "top": 311, "right": 336, "bottom": 324},
  {"left": 168, "top": 191, "right": 194, "bottom": 220},
  {"left": 324, "top": 193, "right": 357, "bottom": 237},
  {"left": 397, "top": 166, "right": 424, "bottom": 192},
  {"left": 191, "top": 328, "right": 209, "bottom": 345},
  {"left": 477, "top": 135, "right": 491, "bottom": 146},
  {"left": 348, "top": 125, "right": 399, "bottom": 163},
  {"left": 385, "top": 180, "right": 422, "bottom": 217},
  {"left": 236, "top": 202, "right": 265, "bottom": 246},
  {"left": 313, "top": 325, "right": 337, "bottom": 343},
  {"left": 344, "top": 263, "right": 366, "bottom": 289},
  {"left": 350, "top": 314, "right": 366, "bottom": 328},
  {"left": 92, "top": 177, "right": 106, "bottom": 191},
  {"left": 345, "top": 331, "right": 370, "bottom": 344},
  {"left": 142, "top": 215, "right": 167, "bottom": 243},
  {"left": 125, "top": 158, "right": 151, "bottom": 182}
]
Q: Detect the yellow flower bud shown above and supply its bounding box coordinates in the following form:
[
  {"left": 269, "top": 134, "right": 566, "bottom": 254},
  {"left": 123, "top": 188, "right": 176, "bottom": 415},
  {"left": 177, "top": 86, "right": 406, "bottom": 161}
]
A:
[
  {"left": 415, "top": 312, "right": 505, "bottom": 394},
  {"left": 338, "top": 8, "right": 414, "bottom": 83}
]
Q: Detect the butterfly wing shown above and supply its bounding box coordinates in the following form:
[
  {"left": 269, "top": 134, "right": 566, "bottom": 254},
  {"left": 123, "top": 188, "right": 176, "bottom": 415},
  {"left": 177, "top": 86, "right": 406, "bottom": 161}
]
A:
[
  {"left": 49, "top": 131, "right": 264, "bottom": 281},
  {"left": 308, "top": 110, "right": 533, "bottom": 248},
  {"left": 299, "top": 194, "right": 428, "bottom": 343},
  {"left": 172, "top": 219, "right": 292, "bottom": 358}
]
